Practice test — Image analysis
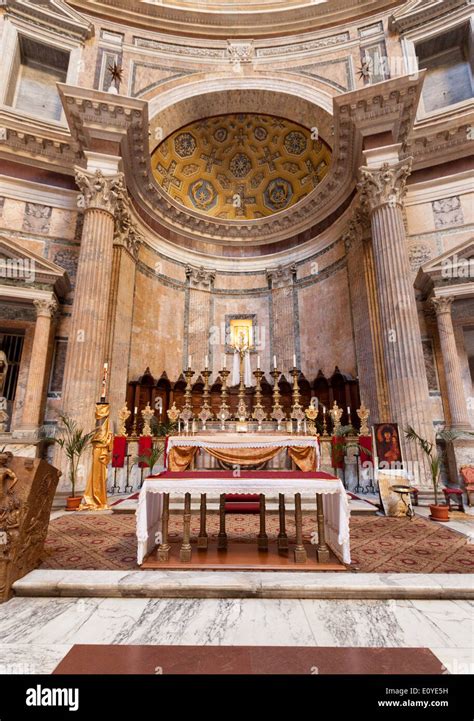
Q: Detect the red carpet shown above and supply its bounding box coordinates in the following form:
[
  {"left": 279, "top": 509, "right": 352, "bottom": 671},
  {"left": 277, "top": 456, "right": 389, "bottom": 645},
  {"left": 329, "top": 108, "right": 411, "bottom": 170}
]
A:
[{"left": 40, "top": 511, "right": 474, "bottom": 573}]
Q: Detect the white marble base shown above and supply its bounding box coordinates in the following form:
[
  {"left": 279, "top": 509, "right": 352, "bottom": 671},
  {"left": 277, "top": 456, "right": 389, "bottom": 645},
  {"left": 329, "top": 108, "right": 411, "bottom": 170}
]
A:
[{"left": 12, "top": 570, "right": 474, "bottom": 600}]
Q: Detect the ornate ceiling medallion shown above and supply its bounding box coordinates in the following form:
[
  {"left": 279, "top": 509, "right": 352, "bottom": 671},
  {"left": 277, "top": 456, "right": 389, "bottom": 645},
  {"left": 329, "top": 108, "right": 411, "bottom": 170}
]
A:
[{"left": 151, "top": 113, "right": 331, "bottom": 220}]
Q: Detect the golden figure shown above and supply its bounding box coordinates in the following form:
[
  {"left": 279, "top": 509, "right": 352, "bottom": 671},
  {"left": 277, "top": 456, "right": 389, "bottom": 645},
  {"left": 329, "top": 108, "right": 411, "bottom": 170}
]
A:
[
  {"left": 79, "top": 403, "right": 113, "bottom": 511},
  {"left": 117, "top": 402, "right": 131, "bottom": 436}
]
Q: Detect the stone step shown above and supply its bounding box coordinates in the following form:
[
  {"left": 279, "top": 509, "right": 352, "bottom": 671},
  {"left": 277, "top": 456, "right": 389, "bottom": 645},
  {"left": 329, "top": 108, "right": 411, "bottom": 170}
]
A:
[{"left": 12, "top": 569, "right": 472, "bottom": 600}]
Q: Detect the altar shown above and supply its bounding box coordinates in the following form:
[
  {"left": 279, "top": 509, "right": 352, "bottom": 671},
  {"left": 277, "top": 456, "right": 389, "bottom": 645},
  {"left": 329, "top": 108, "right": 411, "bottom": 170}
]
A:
[
  {"left": 166, "top": 432, "right": 320, "bottom": 472},
  {"left": 136, "top": 469, "right": 350, "bottom": 569}
]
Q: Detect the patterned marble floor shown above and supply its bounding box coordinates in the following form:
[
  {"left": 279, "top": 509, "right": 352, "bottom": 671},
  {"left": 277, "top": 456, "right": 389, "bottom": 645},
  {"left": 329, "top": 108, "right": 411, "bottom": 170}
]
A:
[{"left": 0, "top": 597, "right": 472, "bottom": 674}]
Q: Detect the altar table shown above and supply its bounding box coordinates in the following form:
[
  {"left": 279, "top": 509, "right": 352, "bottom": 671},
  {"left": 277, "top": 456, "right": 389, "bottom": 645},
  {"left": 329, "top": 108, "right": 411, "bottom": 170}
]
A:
[
  {"left": 136, "top": 470, "right": 350, "bottom": 566},
  {"left": 166, "top": 433, "right": 320, "bottom": 472}
]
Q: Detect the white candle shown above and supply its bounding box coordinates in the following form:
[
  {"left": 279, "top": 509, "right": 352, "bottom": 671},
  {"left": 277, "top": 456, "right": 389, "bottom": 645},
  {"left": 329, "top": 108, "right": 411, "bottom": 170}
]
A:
[
  {"left": 134, "top": 406, "right": 138, "bottom": 415},
  {"left": 205, "top": 355, "right": 209, "bottom": 369},
  {"left": 304, "top": 419, "right": 307, "bottom": 434},
  {"left": 188, "top": 355, "right": 192, "bottom": 368},
  {"left": 257, "top": 355, "right": 260, "bottom": 368},
  {"left": 323, "top": 406, "right": 326, "bottom": 414},
  {"left": 293, "top": 354, "right": 296, "bottom": 368},
  {"left": 347, "top": 406, "right": 351, "bottom": 415},
  {"left": 273, "top": 355, "right": 277, "bottom": 369},
  {"left": 222, "top": 354, "right": 226, "bottom": 369}
]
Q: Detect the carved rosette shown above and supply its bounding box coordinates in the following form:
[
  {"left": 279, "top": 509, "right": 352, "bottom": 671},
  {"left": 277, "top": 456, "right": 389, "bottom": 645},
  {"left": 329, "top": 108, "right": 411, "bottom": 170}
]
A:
[
  {"left": 357, "top": 158, "right": 412, "bottom": 214},
  {"left": 431, "top": 296, "right": 454, "bottom": 316},
  {"left": 33, "top": 297, "right": 59, "bottom": 319},
  {"left": 75, "top": 168, "right": 125, "bottom": 215}
]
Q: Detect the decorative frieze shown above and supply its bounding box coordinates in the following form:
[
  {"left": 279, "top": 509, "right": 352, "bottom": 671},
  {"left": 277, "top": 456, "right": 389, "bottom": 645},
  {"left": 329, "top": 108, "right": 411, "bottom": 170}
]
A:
[
  {"left": 22, "top": 203, "right": 52, "bottom": 234},
  {"left": 75, "top": 168, "right": 125, "bottom": 215},
  {"left": 256, "top": 32, "right": 350, "bottom": 57},
  {"left": 358, "top": 158, "right": 412, "bottom": 213},
  {"left": 227, "top": 40, "right": 255, "bottom": 64},
  {"left": 432, "top": 196, "right": 464, "bottom": 229}
]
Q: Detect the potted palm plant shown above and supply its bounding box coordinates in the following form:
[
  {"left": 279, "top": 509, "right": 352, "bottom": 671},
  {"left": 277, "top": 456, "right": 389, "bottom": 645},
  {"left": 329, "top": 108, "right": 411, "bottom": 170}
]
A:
[
  {"left": 50, "top": 415, "right": 94, "bottom": 511},
  {"left": 404, "top": 426, "right": 467, "bottom": 521},
  {"left": 136, "top": 442, "right": 164, "bottom": 486}
]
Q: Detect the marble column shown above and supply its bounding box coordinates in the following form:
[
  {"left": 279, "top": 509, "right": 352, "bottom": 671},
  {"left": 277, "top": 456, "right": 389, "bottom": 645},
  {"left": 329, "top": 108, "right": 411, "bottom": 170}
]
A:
[
  {"left": 432, "top": 295, "right": 471, "bottom": 430},
  {"left": 20, "top": 297, "right": 58, "bottom": 431},
  {"left": 61, "top": 167, "right": 124, "bottom": 436},
  {"left": 358, "top": 156, "right": 434, "bottom": 482}
]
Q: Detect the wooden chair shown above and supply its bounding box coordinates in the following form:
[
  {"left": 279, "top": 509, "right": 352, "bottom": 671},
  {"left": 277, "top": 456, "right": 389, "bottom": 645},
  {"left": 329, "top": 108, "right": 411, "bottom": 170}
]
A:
[{"left": 460, "top": 466, "right": 474, "bottom": 507}]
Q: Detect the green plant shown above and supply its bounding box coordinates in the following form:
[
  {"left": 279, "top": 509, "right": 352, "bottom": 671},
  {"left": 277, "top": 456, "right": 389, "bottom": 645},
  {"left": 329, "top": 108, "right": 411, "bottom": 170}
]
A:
[
  {"left": 49, "top": 415, "right": 94, "bottom": 497},
  {"left": 404, "top": 426, "right": 473, "bottom": 505},
  {"left": 136, "top": 442, "right": 164, "bottom": 477},
  {"left": 149, "top": 416, "right": 178, "bottom": 437}
]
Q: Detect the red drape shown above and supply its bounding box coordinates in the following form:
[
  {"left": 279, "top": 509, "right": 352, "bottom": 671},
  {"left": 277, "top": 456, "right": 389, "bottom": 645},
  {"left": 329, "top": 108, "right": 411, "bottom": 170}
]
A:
[
  {"left": 331, "top": 436, "right": 344, "bottom": 469},
  {"left": 138, "top": 435, "right": 153, "bottom": 467},
  {"left": 111, "top": 435, "right": 127, "bottom": 468},
  {"left": 359, "top": 435, "right": 373, "bottom": 466}
]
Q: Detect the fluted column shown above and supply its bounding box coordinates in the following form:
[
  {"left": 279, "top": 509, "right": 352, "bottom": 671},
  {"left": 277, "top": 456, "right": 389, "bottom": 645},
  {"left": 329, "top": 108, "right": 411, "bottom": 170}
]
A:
[
  {"left": 358, "top": 156, "right": 434, "bottom": 482},
  {"left": 61, "top": 167, "right": 124, "bottom": 434},
  {"left": 432, "top": 296, "right": 471, "bottom": 430},
  {"left": 20, "top": 297, "right": 58, "bottom": 430}
]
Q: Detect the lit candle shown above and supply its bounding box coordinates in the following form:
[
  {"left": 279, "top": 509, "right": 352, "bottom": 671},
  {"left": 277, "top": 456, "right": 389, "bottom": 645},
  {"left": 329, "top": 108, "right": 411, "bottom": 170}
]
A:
[
  {"left": 273, "top": 355, "right": 277, "bottom": 369},
  {"left": 257, "top": 355, "right": 260, "bottom": 368},
  {"left": 323, "top": 405, "right": 326, "bottom": 415},
  {"left": 205, "top": 355, "right": 209, "bottom": 369},
  {"left": 347, "top": 406, "right": 351, "bottom": 415},
  {"left": 188, "top": 355, "right": 192, "bottom": 368},
  {"left": 134, "top": 406, "right": 138, "bottom": 415},
  {"left": 293, "top": 354, "right": 296, "bottom": 368}
]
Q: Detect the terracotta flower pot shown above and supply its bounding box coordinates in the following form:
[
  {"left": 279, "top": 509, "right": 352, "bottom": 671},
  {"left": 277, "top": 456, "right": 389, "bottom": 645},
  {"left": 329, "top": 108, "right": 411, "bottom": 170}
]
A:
[
  {"left": 66, "top": 496, "right": 82, "bottom": 512},
  {"left": 429, "top": 504, "right": 449, "bottom": 522}
]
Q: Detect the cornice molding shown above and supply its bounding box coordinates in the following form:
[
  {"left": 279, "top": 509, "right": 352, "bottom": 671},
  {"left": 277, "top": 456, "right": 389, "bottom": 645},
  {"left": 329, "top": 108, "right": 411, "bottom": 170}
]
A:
[
  {"left": 389, "top": 0, "right": 468, "bottom": 33},
  {"left": 5, "top": 0, "right": 94, "bottom": 42}
]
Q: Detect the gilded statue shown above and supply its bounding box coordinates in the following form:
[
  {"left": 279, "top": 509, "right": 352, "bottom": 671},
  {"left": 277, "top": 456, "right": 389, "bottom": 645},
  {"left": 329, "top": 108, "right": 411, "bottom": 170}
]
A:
[{"left": 79, "top": 403, "right": 113, "bottom": 511}]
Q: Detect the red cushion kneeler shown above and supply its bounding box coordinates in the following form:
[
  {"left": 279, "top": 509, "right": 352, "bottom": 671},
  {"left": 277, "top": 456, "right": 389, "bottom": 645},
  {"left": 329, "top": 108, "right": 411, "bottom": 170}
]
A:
[{"left": 225, "top": 493, "right": 260, "bottom": 514}]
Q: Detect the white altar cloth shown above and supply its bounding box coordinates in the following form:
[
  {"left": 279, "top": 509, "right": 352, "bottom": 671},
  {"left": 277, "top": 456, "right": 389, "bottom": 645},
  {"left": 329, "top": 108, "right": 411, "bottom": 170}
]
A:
[{"left": 136, "top": 474, "right": 350, "bottom": 566}]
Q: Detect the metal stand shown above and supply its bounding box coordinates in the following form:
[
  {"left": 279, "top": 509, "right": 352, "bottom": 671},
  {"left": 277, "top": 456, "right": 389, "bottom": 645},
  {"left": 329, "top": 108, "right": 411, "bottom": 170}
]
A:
[{"left": 124, "top": 454, "right": 132, "bottom": 494}]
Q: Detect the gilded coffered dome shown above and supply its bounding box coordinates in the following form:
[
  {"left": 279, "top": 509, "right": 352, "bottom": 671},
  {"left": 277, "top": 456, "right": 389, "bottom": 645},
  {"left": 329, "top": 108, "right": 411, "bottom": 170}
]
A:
[{"left": 151, "top": 114, "right": 332, "bottom": 220}]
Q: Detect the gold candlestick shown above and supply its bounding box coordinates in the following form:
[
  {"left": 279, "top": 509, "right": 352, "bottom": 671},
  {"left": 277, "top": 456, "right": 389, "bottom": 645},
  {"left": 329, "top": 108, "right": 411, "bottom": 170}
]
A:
[
  {"left": 201, "top": 368, "right": 211, "bottom": 407},
  {"left": 329, "top": 400, "right": 343, "bottom": 435},
  {"left": 252, "top": 367, "right": 266, "bottom": 430},
  {"left": 141, "top": 402, "right": 154, "bottom": 436},
  {"left": 218, "top": 368, "right": 231, "bottom": 430},
  {"left": 290, "top": 367, "right": 305, "bottom": 432},
  {"left": 356, "top": 401, "right": 371, "bottom": 436},
  {"left": 237, "top": 348, "right": 248, "bottom": 422},
  {"left": 117, "top": 402, "right": 131, "bottom": 437},
  {"left": 270, "top": 368, "right": 286, "bottom": 429},
  {"left": 184, "top": 367, "right": 195, "bottom": 409}
]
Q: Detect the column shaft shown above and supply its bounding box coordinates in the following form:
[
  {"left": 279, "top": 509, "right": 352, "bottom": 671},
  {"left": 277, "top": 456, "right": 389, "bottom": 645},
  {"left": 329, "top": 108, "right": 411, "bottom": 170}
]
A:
[
  {"left": 433, "top": 297, "right": 471, "bottom": 429},
  {"left": 21, "top": 298, "right": 58, "bottom": 429}
]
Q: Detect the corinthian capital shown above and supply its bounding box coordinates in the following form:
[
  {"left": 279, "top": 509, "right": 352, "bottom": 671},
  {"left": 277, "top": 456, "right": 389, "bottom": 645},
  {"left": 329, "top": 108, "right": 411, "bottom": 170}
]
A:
[
  {"left": 357, "top": 157, "right": 412, "bottom": 213},
  {"left": 33, "top": 297, "right": 59, "bottom": 318},
  {"left": 75, "top": 167, "right": 125, "bottom": 214},
  {"left": 431, "top": 296, "right": 454, "bottom": 315}
]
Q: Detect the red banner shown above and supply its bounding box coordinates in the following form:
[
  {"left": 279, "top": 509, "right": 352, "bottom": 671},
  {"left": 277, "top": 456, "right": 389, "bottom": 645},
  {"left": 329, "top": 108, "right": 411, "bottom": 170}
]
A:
[
  {"left": 138, "top": 435, "right": 153, "bottom": 468},
  {"left": 359, "top": 435, "right": 373, "bottom": 466},
  {"left": 111, "top": 436, "right": 127, "bottom": 468},
  {"left": 331, "top": 436, "right": 345, "bottom": 469}
]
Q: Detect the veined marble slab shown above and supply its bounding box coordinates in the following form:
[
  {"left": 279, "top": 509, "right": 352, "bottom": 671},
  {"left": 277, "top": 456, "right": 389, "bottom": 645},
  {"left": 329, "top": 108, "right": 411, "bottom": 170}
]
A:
[{"left": 12, "top": 570, "right": 474, "bottom": 600}]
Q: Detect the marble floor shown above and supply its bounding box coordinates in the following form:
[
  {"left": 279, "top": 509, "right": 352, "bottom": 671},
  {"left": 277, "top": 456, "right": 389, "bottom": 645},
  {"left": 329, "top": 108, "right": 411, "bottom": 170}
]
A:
[{"left": 0, "top": 596, "right": 472, "bottom": 674}]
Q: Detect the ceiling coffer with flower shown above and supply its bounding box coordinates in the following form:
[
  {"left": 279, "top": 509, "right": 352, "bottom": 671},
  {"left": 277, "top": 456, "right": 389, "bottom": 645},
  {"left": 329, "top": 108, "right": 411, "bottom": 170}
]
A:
[{"left": 151, "top": 113, "right": 332, "bottom": 220}]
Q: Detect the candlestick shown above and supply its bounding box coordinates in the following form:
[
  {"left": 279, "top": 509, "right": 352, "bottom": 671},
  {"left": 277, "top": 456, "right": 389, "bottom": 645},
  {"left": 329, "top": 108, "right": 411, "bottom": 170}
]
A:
[
  {"left": 218, "top": 368, "right": 231, "bottom": 429},
  {"left": 270, "top": 367, "right": 286, "bottom": 430},
  {"left": 290, "top": 366, "right": 305, "bottom": 429},
  {"left": 199, "top": 368, "right": 213, "bottom": 430},
  {"left": 252, "top": 368, "right": 266, "bottom": 429}
]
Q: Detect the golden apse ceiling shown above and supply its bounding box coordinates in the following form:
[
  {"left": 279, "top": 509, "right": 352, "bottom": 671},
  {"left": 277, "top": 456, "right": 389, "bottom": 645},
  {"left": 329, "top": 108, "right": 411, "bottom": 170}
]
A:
[{"left": 151, "top": 113, "right": 332, "bottom": 220}]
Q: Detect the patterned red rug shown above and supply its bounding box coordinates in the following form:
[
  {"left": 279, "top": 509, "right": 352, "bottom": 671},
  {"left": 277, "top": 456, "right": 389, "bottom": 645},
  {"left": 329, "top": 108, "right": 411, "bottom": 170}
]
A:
[{"left": 40, "top": 511, "right": 474, "bottom": 573}]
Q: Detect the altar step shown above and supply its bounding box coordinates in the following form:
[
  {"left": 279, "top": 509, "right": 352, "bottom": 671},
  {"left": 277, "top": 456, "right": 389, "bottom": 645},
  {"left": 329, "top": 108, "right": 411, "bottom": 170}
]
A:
[{"left": 12, "top": 570, "right": 472, "bottom": 600}]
